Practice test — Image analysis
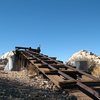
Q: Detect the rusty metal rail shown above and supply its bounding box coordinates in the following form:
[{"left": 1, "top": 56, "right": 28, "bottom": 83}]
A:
[{"left": 15, "top": 47, "right": 100, "bottom": 100}]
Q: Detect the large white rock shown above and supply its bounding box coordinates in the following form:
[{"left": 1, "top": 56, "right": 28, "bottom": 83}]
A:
[
  {"left": 67, "top": 50, "right": 100, "bottom": 65},
  {"left": 67, "top": 50, "right": 100, "bottom": 77},
  {"left": 0, "top": 51, "right": 14, "bottom": 60},
  {"left": 0, "top": 51, "right": 15, "bottom": 71}
]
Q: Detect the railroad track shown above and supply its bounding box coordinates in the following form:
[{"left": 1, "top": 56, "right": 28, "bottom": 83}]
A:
[{"left": 15, "top": 47, "right": 100, "bottom": 100}]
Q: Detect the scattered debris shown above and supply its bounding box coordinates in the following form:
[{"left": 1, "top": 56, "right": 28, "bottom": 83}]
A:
[{"left": 0, "top": 69, "right": 71, "bottom": 100}]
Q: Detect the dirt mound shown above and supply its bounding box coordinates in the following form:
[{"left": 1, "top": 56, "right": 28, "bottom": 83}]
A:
[{"left": 0, "top": 69, "right": 73, "bottom": 100}]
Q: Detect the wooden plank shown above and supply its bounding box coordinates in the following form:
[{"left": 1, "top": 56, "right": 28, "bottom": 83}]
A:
[
  {"left": 38, "top": 64, "right": 49, "bottom": 68},
  {"left": 77, "top": 82, "right": 100, "bottom": 100},
  {"left": 44, "top": 60, "right": 57, "bottom": 64},
  {"left": 50, "top": 64, "right": 66, "bottom": 68},
  {"left": 18, "top": 50, "right": 100, "bottom": 100},
  {"left": 59, "top": 80, "right": 100, "bottom": 87},
  {"left": 44, "top": 70, "right": 80, "bottom": 75}
]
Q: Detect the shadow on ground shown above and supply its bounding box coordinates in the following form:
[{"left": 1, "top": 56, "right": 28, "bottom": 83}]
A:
[{"left": 0, "top": 77, "right": 74, "bottom": 100}]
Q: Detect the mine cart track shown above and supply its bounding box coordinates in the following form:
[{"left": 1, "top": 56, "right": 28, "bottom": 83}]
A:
[{"left": 15, "top": 47, "right": 100, "bottom": 100}]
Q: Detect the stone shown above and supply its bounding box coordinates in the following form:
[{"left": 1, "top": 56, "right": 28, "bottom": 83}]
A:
[{"left": 67, "top": 50, "right": 100, "bottom": 77}]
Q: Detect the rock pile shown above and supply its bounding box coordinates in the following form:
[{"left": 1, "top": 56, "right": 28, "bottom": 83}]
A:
[
  {"left": 67, "top": 50, "right": 100, "bottom": 77},
  {"left": 0, "top": 69, "right": 75, "bottom": 100}
]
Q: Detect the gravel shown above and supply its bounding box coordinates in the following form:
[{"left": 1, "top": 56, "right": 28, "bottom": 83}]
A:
[{"left": 0, "top": 69, "right": 75, "bottom": 100}]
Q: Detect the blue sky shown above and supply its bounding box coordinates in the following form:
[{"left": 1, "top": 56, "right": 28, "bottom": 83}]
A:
[{"left": 0, "top": 0, "right": 100, "bottom": 62}]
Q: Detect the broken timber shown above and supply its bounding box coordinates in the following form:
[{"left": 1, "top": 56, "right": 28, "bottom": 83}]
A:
[{"left": 15, "top": 47, "right": 100, "bottom": 100}]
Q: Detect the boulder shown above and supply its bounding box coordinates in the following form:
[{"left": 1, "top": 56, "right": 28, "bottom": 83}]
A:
[{"left": 67, "top": 50, "right": 100, "bottom": 77}]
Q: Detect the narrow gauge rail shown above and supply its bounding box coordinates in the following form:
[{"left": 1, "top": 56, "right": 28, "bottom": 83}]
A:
[{"left": 15, "top": 47, "right": 100, "bottom": 100}]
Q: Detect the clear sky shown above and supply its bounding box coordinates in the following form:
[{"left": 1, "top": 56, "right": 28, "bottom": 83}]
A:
[{"left": 0, "top": 0, "right": 100, "bottom": 62}]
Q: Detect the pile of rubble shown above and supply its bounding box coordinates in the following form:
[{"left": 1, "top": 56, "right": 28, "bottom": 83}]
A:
[
  {"left": 67, "top": 50, "right": 100, "bottom": 77},
  {"left": 0, "top": 69, "right": 76, "bottom": 100}
]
